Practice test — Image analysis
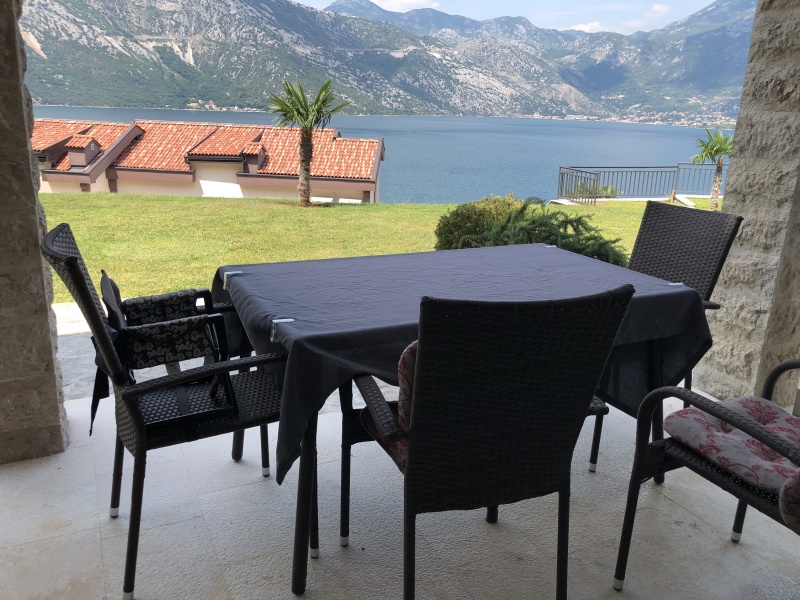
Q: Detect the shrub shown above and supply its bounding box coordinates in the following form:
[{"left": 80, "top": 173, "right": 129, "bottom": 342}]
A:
[
  {"left": 568, "top": 182, "right": 620, "bottom": 199},
  {"left": 460, "top": 201, "right": 629, "bottom": 267},
  {"left": 434, "top": 194, "right": 522, "bottom": 250}
]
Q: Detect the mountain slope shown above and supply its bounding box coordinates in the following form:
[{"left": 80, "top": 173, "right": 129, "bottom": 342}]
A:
[{"left": 20, "top": 0, "right": 754, "bottom": 124}]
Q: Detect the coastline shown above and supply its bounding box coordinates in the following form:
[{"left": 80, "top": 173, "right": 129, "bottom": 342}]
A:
[{"left": 33, "top": 104, "right": 736, "bottom": 130}]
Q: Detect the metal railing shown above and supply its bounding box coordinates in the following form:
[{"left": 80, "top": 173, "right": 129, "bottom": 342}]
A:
[{"left": 557, "top": 163, "right": 727, "bottom": 204}]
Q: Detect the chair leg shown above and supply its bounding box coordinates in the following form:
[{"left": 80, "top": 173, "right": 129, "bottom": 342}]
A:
[
  {"left": 613, "top": 466, "right": 645, "bottom": 591},
  {"left": 231, "top": 430, "right": 244, "bottom": 462},
  {"left": 731, "top": 500, "right": 748, "bottom": 542},
  {"left": 404, "top": 509, "right": 416, "bottom": 600},
  {"left": 651, "top": 403, "right": 665, "bottom": 485},
  {"left": 589, "top": 414, "right": 604, "bottom": 472},
  {"left": 339, "top": 381, "right": 355, "bottom": 547},
  {"left": 556, "top": 486, "right": 570, "bottom": 600},
  {"left": 310, "top": 454, "right": 320, "bottom": 559},
  {"left": 259, "top": 425, "right": 270, "bottom": 477},
  {"left": 683, "top": 370, "right": 693, "bottom": 408},
  {"left": 110, "top": 436, "right": 125, "bottom": 518},
  {"left": 340, "top": 439, "right": 351, "bottom": 546},
  {"left": 486, "top": 506, "right": 498, "bottom": 524},
  {"left": 123, "top": 455, "right": 147, "bottom": 600}
]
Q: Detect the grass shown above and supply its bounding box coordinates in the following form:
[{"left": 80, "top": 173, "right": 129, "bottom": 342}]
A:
[{"left": 41, "top": 193, "right": 720, "bottom": 303}]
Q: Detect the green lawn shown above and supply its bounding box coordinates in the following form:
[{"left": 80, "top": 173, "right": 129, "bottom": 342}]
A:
[{"left": 41, "top": 193, "right": 718, "bottom": 303}]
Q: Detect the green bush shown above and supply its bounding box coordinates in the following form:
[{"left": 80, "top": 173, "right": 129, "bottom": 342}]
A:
[
  {"left": 460, "top": 201, "right": 629, "bottom": 267},
  {"left": 568, "top": 182, "right": 620, "bottom": 199},
  {"left": 434, "top": 194, "right": 522, "bottom": 250}
]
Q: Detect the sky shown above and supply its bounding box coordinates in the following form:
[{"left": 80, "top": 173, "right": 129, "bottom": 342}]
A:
[{"left": 299, "top": 0, "right": 715, "bottom": 35}]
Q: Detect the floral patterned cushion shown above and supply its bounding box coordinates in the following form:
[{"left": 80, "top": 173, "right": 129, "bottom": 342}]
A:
[
  {"left": 380, "top": 341, "right": 417, "bottom": 473},
  {"left": 664, "top": 396, "right": 800, "bottom": 533}
]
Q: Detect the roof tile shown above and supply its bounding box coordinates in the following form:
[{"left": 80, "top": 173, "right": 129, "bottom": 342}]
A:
[
  {"left": 51, "top": 122, "right": 130, "bottom": 171},
  {"left": 258, "top": 127, "right": 380, "bottom": 179},
  {"left": 114, "top": 121, "right": 218, "bottom": 171},
  {"left": 188, "top": 125, "right": 265, "bottom": 157},
  {"left": 30, "top": 119, "right": 92, "bottom": 152}
]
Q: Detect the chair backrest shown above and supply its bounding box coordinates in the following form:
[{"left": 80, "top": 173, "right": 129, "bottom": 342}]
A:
[
  {"left": 42, "top": 223, "right": 128, "bottom": 385},
  {"left": 404, "top": 285, "right": 634, "bottom": 515},
  {"left": 628, "top": 202, "right": 742, "bottom": 301}
]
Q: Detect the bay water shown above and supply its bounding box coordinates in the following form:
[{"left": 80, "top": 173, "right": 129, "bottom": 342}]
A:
[{"left": 34, "top": 105, "right": 723, "bottom": 204}]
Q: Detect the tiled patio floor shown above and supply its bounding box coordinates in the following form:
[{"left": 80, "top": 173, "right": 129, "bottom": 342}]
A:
[{"left": 1, "top": 306, "right": 797, "bottom": 599}]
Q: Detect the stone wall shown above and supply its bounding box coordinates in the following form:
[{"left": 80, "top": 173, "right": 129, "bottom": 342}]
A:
[
  {"left": 0, "top": 0, "right": 67, "bottom": 462},
  {"left": 695, "top": 0, "right": 800, "bottom": 409}
]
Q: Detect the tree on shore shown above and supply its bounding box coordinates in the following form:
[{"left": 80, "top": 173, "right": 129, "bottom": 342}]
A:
[
  {"left": 691, "top": 128, "right": 733, "bottom": 212},
  {"left": 269, "top": 80, "right": 349, "bottom": 207}
]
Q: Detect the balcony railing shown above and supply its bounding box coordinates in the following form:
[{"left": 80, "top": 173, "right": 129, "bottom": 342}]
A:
[{"left": 557, "top": 163, "right": 727, "bottom": 205}]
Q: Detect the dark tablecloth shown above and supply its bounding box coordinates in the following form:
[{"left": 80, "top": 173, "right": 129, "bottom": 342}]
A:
[{"left": 213, "top": 244, "right": 711, "bottom": 483}]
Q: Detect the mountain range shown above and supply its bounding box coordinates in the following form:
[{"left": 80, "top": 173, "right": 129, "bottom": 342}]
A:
[{"left": 20, "top": 0, "right": 756, "bottom": 124}]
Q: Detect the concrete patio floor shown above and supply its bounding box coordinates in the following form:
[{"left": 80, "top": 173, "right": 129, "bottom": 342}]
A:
[{"left": 1, "top": 305, "right": 798, "bottom": 599}]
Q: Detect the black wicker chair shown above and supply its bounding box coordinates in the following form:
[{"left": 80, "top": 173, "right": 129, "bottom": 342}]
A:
[
  {"left": 42, "top": 223, "right": 286, "bottom": 600},
  {"left": 98, "top": 269, "right": 269, "bottom": 475},
  {"left": 589, "top": 201, "right": 743, "bottom": 474},
  {"left": 613, "top": 360, "right": 800, "bottom": 592},
  {"left": 342, "top": 287, "right": 634, "bottom": 600}
]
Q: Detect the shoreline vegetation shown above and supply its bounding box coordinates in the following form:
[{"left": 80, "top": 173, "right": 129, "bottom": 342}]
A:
[
  {"left": 41, "top": 193, "right": 716, "bottom": 303},
  {"left": 32, "top": 105, "right": 736, "bottom": 130}
]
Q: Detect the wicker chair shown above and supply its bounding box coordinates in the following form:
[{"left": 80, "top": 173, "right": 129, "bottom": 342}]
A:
[
  {"left": 613, "top": 360, "right": 800, "bottom": 591},
  {"left": 342, "top": 287, "right": 634, "bottom": 600},
  {"left": 589, "top": 201, "right": 743, "bottom": 474},
  {"left": 98, "top": 269, "right": 267, "bottom": 473},
  {"left": 42, "top": 223, "right": 286, "bottom": 600}
]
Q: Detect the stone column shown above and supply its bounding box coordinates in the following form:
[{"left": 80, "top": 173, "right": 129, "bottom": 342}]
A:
[
  {"left": 695, "top": 0, "right": 800, "bottom": 410},
  {"left": 0, "top": 0, "right": 67, "bottom": 462}
]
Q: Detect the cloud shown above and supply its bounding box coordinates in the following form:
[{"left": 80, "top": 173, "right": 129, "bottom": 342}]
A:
[
  {"left": 569, "top": 21, "right": 605, "bottom": 33},
  {"left": 647, "top": 4, "right": 672, "bottom": 18},
  {"left": 373, "top": 0, "right": 439, "bottom": 11},
  {"left": 621, "top": 3, "right": 673, "bottom": 31}
]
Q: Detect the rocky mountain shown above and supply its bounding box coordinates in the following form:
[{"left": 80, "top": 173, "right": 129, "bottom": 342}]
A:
[{"left": 20, "top": 0, "right": 755, "bottom": 124}]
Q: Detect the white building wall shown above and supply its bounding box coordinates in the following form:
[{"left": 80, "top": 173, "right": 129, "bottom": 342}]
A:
[
  {"left": 195, "top": 163, "right": 244, "bottom": 198},
  {"left": 115, "top": 178, "right": 203, "bottom": 196}
]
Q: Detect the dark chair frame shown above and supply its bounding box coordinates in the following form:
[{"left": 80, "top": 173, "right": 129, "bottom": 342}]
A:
[
  {"left": 99, "top": 270, "right": 270, "bottom": 474},
  {"left": 339, "top": 287, "right": 634, "bottom": 599},
  {"left": 590, "top": 201, "right": 743, "bottom": 475},
  {"left": 613, "top": 359, "right": 800, "bottom": 592},
  {"left": 42, "top": 223, "right": 287, "bottom": 600}
]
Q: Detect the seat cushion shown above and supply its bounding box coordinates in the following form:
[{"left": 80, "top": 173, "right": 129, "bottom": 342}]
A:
[
  {"left": 377, "top": 341, "right": 417, "bottom": 473},
  {"left": 664, "top": 396, "right": 800, "bottom": 532}
]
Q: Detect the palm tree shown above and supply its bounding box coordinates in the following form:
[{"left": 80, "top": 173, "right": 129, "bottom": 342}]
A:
[
  {"left": 269, "top": 80, "right": 349, "bottom": 207},
  {"left": 691, "top": 128, "right": 733, "bottom": 212}
]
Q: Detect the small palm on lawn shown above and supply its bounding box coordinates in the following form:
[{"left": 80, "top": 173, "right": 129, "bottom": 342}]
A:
[
  {"left": 269, "top": 81, "right": 349, "bottom": 207},
  {"left": 692, "top": 128, "right": 733, "bottom": 212}
]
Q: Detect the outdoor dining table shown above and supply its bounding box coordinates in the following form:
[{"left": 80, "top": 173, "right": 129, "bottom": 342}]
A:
[{"left": 211, "top": 243, "right": 712, "bottom": 594}]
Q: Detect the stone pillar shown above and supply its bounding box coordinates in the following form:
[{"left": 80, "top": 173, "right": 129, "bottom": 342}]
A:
[
  {"left": 695, "top": 0, "right": 800, "bottom": 410},
  {"left": 0, "top": 0, "right": 67, "bottom": 462}
]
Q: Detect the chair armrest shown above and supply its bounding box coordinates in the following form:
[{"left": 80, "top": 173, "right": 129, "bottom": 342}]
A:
[
  {"left": 636, "top": 387, "right": 800, "bottom": 466},
  {"left": 119, "top": 353, "right": 287, "bottom": 401},
  {"left": 211, "top": 302, "right": 236, "bottom": 313},
  {"left": 122, "top": 288, "right": 214, "bottom": 325},
  {"left": 702, "top": 300, "right": 721, "bottom": 310},
  {"left": 762, "top": 358, "right": 800, "bottom": 401},
  {"left": 354, "top": 375, "right": 409, "bottom": 442}
]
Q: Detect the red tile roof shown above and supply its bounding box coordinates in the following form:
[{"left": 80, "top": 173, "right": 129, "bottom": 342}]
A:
[
  {"left": 64, "top": 134, "right": 96, "bottom": 149},
  {"left": 30, "top": 119, "right": 92, "bottom": 152},
  {"left": 259, "top": 127, "right": 380, "bottom": 180},
  {"left": 114, "top": 121, "right": 218, "bottom": 171},
  {"left": 32, "top": 119, "right": 382, "bottom": 181},
  {"left": 187, "top": 125, "right": 264, "bottom": 157},
  {"left": 51, "top": 123, "right": 130, "bottom": 171},
  {"left": 242, "top": 142, "right": 264, "bottom": 156}
]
